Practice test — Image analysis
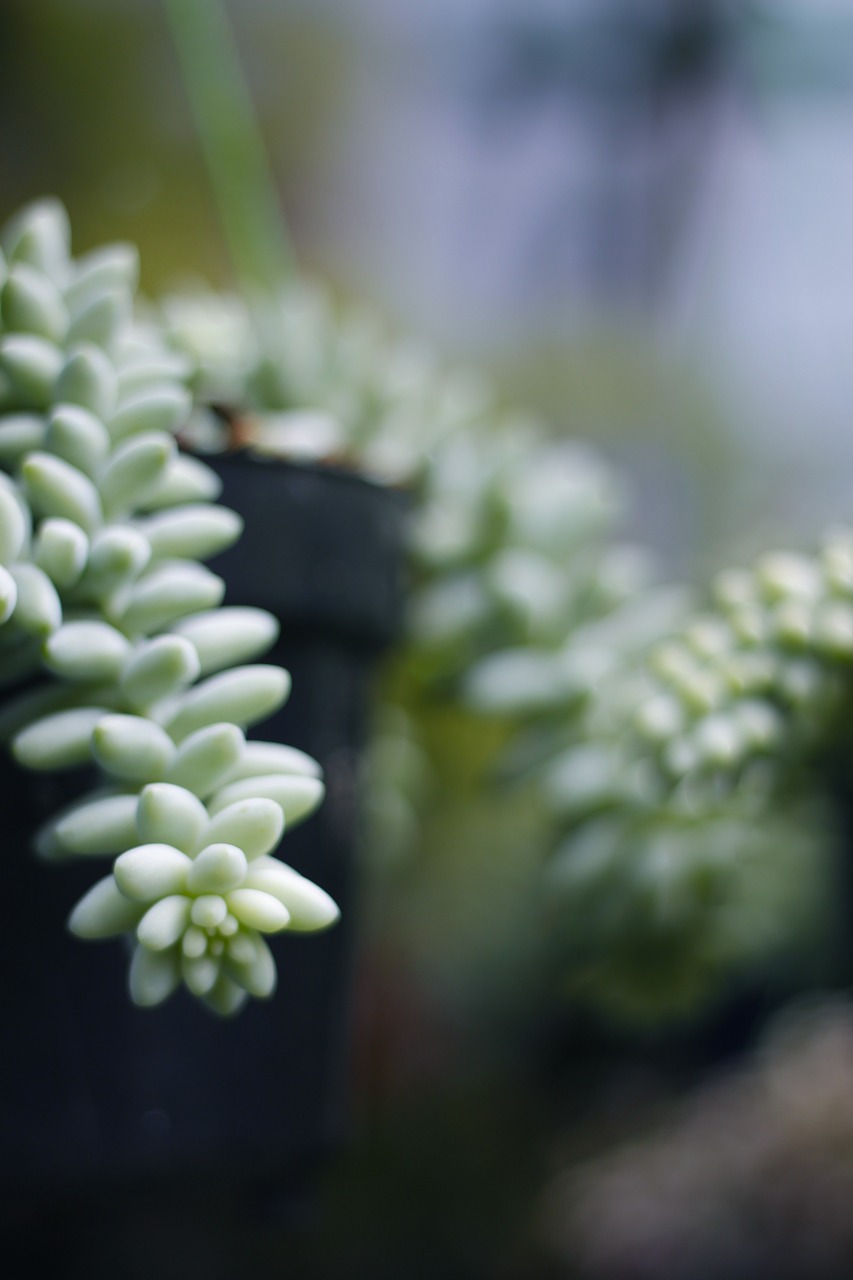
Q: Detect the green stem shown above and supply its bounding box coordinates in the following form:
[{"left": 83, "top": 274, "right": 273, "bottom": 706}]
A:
[{"left": 162, "top": 0, "right": 297, "bottom": 295}]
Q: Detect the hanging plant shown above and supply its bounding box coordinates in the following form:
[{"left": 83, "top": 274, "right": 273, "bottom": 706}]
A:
[
  {"left": 0, "top": 198, "right": 339, "bottom": 1016},
  {"left": 148, "top": 0, "right": 853, "bottom": 1024}
]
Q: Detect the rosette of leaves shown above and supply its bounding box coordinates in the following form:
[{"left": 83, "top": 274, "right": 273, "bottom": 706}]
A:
[
  {"left": 0, "top": 199, "right": 337, "bottom": 1013},
  {"left": 68, "top": 783, "right": 337, "bottom": 1015}
]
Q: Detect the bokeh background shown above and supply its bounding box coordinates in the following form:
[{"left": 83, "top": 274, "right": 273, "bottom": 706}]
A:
[{"left": 4, "top": 2, "right": 853, "bottom": 1277}]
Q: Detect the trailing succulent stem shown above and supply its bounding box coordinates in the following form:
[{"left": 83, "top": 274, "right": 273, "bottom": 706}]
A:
[
  {"left": 469, "top": 536, "right": 853, "bottom": 1016},
  {"left": 0, "top": 199, "right": 337, "bottom": 1016}
]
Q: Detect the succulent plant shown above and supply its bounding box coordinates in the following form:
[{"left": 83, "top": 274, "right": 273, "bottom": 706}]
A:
[
  {"left": 0, "top": 199, "right": 338, "bottom": 1014},
  {"left": 468, "top": 532, "right": 853, "bottom": 1016},
  {"left": 162, "top": 277, "right": 850, "bottom": 1020},
  {"left": 163, "top": 284, "right": 493, "bottom": 485},
  {"left": 69, "top": 783, "right": 337, "bottom": 1015}
]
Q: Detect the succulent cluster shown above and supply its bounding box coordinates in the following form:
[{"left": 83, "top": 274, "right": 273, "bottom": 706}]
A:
[
  {"left": 0, "top": 200, "right": 338, "bottom": 1014},
  {"left": 163, "top": 285, "right": 492, "bottom": 485},
  {"left": 162, "top": 277, "right": 849, "bottom": 1020},
  {"left": 163, "top": 287, "right": 653, "bottom": 858},
  {"left": 407, "top": 427, "right": 650, "bottom": 684},
  {"left": 469, "top": 535, "right": 853, "bottom": 1015},
  {"left": 164, "top": 289, "right": 643, "bottom": 666}
]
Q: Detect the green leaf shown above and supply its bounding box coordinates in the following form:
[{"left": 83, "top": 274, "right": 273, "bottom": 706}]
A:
[
  {"left": 68, "top": 875, "right": 143, "bottom": 939},
  {"left": 91, "top": 713, "right": 176, "bottom": 782},
  {"left": 136, "top": 782, "right": 208, "bottom": 854},
  {"left": 114, "top": 843, "right": 191, "bottom": 903},
  {"left": 164, "top": 664, "right": 289, "bottom": 742}
]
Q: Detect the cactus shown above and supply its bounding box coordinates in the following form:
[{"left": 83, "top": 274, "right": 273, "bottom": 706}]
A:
[{"left": 0, "top": 199, "right": 337, "bottom": 1014}]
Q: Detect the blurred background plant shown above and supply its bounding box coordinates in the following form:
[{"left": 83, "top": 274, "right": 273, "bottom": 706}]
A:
[{"left": 5, "top": 1, "right": 853, "bottom": 1277}]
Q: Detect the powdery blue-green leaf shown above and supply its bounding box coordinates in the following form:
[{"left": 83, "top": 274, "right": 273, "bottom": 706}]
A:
[
  {"left": 171, "top": 606, "right": 278, "bottom": 675},
  {"left": 68, "top": 875, "right": 142, "bottom": 938},
  {"left": 139, "top": 454, "right": 222, "bottom": 510},
  {"left": 0, "top": 414, "right": 45, "bottom": 466},
  {"left": 3, "top": 199, "right": 70, "bottom": 277},
  {"left": 45, "top": 404, "right": 110, "bottom": 477},
  {"left": 44, "top": 620, "right": 131, "bottom": 682},
  {"left": 67, "top": 287, "right": 128, "bottom": 349},
  {"left": 66, "top": 244, "right": 139, "bottom": 315},
  {"left": 2, "top": 264, "right": 68, "bottom": 343},
  {"left": 117, "top": 561, "right": 224, "bottom": 635},
  {"left": 9, "top": 563, "right": 61, "bottom": 635},
  {"left": 128, "top": 944, "right": 181, "bottom": 1007},
  {"left": 12, "top": 705, "right": 107, "bottom": 771},
  {"left": 226, "top": 888, "right": 289, "bottom": 933},
  {"left": 190, "top": 894, "right": 228, "bottom": 928},
  {"left": 209, "top": 773, "right": 324, "bottom": 827},
  {"left": 91, "top": 713, "right": 175, "bottom": 781},
  {"left": 181, "top": 924, "right": 208, "bottom": 959},
  {"left": 0, "top": 470, "right": 31, "bottom": 536},
  {"left": 202, "top": 974, "right": 249, "bottom": 1017},
  {"left": 116, "top": 354, "right": 189, "bottom": 401},
  {"left": 33, "top": 518, "right": 89, "bottom": 588},
  {"left": 187, "top": 843, "right": 248, "bottom": 894},
  {"left": 465, "top": 648, "right": 565, "bottom": 715},
  {"left": 201, "top": 797, "right": 284, "bottom": 861},
  {"left": 164, "top": 721, "right": 244, "bottom": 797},
  {"left": 225, "top": 933, "right": 276, "bottom": 998},
  {"left": 108, "top": 385, "right": 190, "bottom": 443},
  {"left": 98, "top": 431, "right": 175, "bottom": 518},
  {"left": 0, "top": 334, "right": 63, "bottom": 407},
  {"left": 120, "top": 634, "right": 199, "bottom": 709},
  {"left": 21, "top": 450, "right": 102, "bottom": 534},
  {"left": 0, "top": 481, "right": 26, "bottom": 565},
  {"left": 114, "top": 843, "right": 191, "bottom": 903},
  {"left": 243, "top": 858, "right": 340, "bottom": 932},
  {"left": 136, "top": 783, "right": 209, "bottom": 854},
  {"left": 82, "top": 525, "right": 150, "bottom": 599},
  {"left": 55, "top": 343, "right": 117, "bottom": 420},
  {"left": 139, "top": 504, "right": 242, "bottom": 562},
  {"left": 182, "top": 952, "right": 220, "bottom": 997},
  {"left": 137, "top": 894, "right": 191, "bottom": 951},
  {"left": 39, "top": 790, "right": 138, "bottom": 859},
  {"left": 164, "top": 665, "right": 290, "bottom": 743},
  {"left": 224, "top": 929, "right": 260, "bottom": 966},
  {"left": 219, "top": 740, "right": 322, "bottom": 784}
]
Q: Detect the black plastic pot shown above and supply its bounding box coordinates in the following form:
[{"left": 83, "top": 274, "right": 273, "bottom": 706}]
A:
[{"left": 0, "top": 453, "right": 407, "bottom": 1201}]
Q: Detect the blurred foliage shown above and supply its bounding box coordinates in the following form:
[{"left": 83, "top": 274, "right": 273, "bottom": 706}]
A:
[
  {"left": 162, "top": 280, "right": 847, "bottom": 1031},
  {"left": 0, "top": 0, "right": 347, "bottom": 289}
]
